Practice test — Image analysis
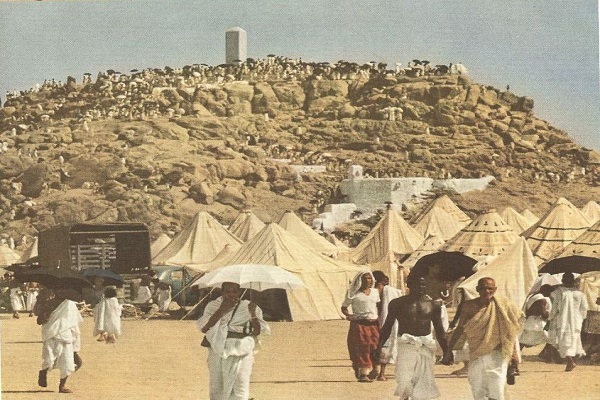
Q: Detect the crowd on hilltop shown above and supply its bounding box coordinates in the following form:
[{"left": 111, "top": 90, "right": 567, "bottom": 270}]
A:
[{"left": 1, "top": 56, "right": 467, "bottom": 128}]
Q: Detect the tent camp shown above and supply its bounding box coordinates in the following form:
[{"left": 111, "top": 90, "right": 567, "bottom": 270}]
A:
[
  {"left": 150, "top": 233, "right": 172, "bottom": 259},
  {"left": 500, "top": 207, "right": 535, "bottom": 234},
  {"left": 439, "top": 209, "right": 519, "bottom": 261},
  {"left": 411, "top": 195, "right": 472, "bottom": 227},
  {"left": 581, "top": 201, "right": 600, "bottom": 224},
  {"left": 351, "top": 209, "right": 424, "bottom": 288},
  {"left": 412, "top": 204, "right": 467, "bottom": 241},
  {"left": 277, "top": 210, "right": 341, "bottom": 256},
  {"left": 401, "top": 234, "right": 445, "bottom": 270},
  {"left": 457, "top": 237, "right": 539, "bottom": 308},
  {"left": 152, "top": 211, "right": 242, "bottom": 268},
  {"left": 17, "top": 236, "right": 38, "bottom": 264},
  {"left": 199, "top": 223, "right": 366, "bottom": 321},
  {"left": 228, "top": 209, "right": 266, "bottom": 242},
  {"left": 523, "top": 197, "right": 592, "bottom": 266}
]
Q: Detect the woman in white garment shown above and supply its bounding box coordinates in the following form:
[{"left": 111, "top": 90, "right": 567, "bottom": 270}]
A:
[{"left": 341, "top": 271, "right": 380, "bottom": 382}]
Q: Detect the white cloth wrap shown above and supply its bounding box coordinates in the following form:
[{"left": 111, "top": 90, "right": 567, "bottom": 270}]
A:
[
  {"left": 156, "top": 287, "right": 171, "bottom": 312},
  {"left": 41, "top": 300, "right": 83, "bottom": 379},
  {"left": 94, "top": 297, "right": 123, "bottom": 336},
  {"left": 467, "top": 349, "right": 508, "bottom": 400},
  {"left": 197, "top": 298, "right": 271, "bottom": 400},
  {"left": 378, "top": 286, "right": 402, "bottom": 363},
  {"left": 10, "top": 288, "right": 25, "bottom": 311},
  {"left": 394, "top": 333, "right": 440, "bottom": 400},
  {"left": 548, "top": 286, "right": 588, "bottom": 357}
]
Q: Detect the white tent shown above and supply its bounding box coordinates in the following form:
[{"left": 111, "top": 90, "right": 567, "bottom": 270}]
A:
[
  {"left": 523, "top": 197, "right": 592, "bottom": 265},
  {"left": 0, "top": 244, "right": 21, "bottom": 267},
  {"left": 413, "top": 205, "right": 467, "bottom": 241},
  {"left": 411, "top": 194, "right": 472, "bottom": 226},
  {"left": 229, "top": 209, "right": 266, "bottom": 242},
  {"left": 500, "top": 207, "right": 534, "bottom": 234},
  {"left": 277, "top": 210, "right": 341, "bottom": 256},
  {"left": 150, "top": 233, "right": 172, "bottom": 259},
  {"left": 351, "top": 209, "right": 424, "bottom": 287},
  {"left": 439, "top": 209, "right": 519, "bottom": 261},
  {"left": 581, "top": 201, "right": 600, "bottom": 224},
  {"left": 458, "top": 237, "right": 538, "bottom": 308},
  {"left": 152, "top": 211, "right": 242, "bottom": 267},
  {"left": 401, "top": 235, "right": 445, "bottom": 270},
  {"left": 202, "top": 223, "right": 365, "bottom": 321},
  {"left": 521, "top": 209, "right": 540, "bottom": 225},
  {"left": 17, "top": 236, "right": 38, "bottom": 263}
]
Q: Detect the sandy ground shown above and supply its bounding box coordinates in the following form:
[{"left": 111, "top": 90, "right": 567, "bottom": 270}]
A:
[{"left": 2, "top": 313, "right": 600, "bottom": 400}]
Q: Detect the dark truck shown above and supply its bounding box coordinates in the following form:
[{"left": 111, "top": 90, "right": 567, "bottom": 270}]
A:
[{"left": 38, "top": 223, "right": 152, "bottom": 274}]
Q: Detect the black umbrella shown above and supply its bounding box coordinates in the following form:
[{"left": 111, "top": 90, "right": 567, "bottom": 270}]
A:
[
  {"left": 409, "top": 251, "right": 478, "bottom": 282},
  {"left": 539, "top": 255, "right": 600, "bottom": 275},
  {"left": 81, "top": 268, "right": 125, "bottom": 287},
  {"left": 14, "top": 266, "right": 92, "bottom": 291}
]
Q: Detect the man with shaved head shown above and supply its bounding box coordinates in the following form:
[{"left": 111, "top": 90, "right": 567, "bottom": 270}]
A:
[{"left": 443, "top": 277, "right": 521, "bottom": 400}]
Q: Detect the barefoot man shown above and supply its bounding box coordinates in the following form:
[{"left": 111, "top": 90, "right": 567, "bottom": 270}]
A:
[
  {"left": 443, "top": 277, "right": 521, "bottom": 400},
  {"left": 377, "top": 274, "right": 452, "bottom": 400}
]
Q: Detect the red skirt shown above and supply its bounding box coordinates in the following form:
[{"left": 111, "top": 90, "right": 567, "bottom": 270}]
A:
[{"left": 347, "top": 320, "right": 380, "bottom": 369}]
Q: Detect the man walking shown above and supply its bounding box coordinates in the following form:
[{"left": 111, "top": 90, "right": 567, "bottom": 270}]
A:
[
  {"left": 547, "top": 272, "right": 588, "bottom": 371},
  {"left": 197, "top": 282, "right": 270, "bottom": 400},
  {"left": 377, "top": 274, "right": 452, "bottom": 399},
  {"left": 443, "top": 277, "right": 521, "bottom": 400}
]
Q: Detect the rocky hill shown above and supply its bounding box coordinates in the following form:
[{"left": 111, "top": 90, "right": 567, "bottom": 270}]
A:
[{"left": 1, "top": 59, "right": 599, "bottom": 249}]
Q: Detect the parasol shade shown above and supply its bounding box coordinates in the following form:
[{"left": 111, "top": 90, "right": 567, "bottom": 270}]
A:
[
  {"left": 81, "top": 268, "right": 125, "bottom": 287},
  {"left": 192, "top": 264, "right": 306, "bottom": 291},
  {"left": 409, "top": 251, "right": 478, "bottom": 282},
  {"left": 14, "top": 266, "right": 92, "bottom": 290},
  {"left": 539, "top": 255, "right": 600, "bottom": 275}
]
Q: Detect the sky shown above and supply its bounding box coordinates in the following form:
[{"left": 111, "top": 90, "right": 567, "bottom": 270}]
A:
[{"left": 1, "top": 0, "right": 599, "bottom": 150}]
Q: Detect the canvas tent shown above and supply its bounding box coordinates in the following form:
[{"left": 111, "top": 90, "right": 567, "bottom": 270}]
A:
[
  {"left": 401, "top": 234, "right": 445, "bottom": 269},
  {"left": 521, "top": 209, "right": 540, "bottom": 225},
  {"left": 411, "top": 195, "right": 472, "bottom": 226},
  {"left": 539, "top": 219, "right": 600, "bottom": 274},
  {"left": 351, "top": 209, "right": 424, "bottom": 288},
  {"left": 412, "top": 204, "right": 467, "bottom": 241},
  {"left": 0, "top": 244, "right": 21, "bottom": 267},
  {"left": 228, "top": 209, "right": 266, "bottom": 242},
  {"left": 523, "top": 197, "right": 592, "bottom": 266},
  {"left": 152, "top": 211, "right": 242, "bottom": 268},
  {"left": 17, "top": 236, "right": 38, "bottom": 264},
  {"left": 277, "top": 210, "right": 341, "bottom": 256},
  {"left": 201, "top": 223, "right": 365, "bottom": 321},
  {"left": 457, "top": 237, "right": 539, "bottom": 308},
  {"left": 150, "top": 233, "right": 172, "bottom": 259},
  {"left": 439, "top": 209, "right": 519, "bottom": 261},
  {"left": 581, "top": 201, "right": 600, "bottom": 224},
  {"left": 500, "top": 207, "right": 534, "bottom": 234}
]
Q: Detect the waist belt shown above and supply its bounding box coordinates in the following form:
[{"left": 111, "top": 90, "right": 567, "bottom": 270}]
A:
[{"left": 227, "top": 331, "right": 252, "bottom": 339}]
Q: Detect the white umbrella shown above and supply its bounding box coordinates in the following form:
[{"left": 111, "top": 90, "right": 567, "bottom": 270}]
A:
[{"left": 192, "top": 264, "right": 306, "bottom": 291}]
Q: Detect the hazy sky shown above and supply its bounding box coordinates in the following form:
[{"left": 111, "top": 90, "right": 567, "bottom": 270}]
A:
[{"left": 1, "top": 0, "right": 598, "bottom": 149}]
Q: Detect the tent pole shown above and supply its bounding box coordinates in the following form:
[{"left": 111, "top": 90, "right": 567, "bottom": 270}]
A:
[{"left": 180, "top": 288, "right": 214, "bottom": 320}]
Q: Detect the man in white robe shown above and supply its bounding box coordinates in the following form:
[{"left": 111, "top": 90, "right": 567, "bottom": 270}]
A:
[
  {"left": 93, "top": 287, "right": 122, "bottom": 343},
  {"left": 547, "top": 272, "right": 588, "bottom": 371},
  {"left": 520, "top": 284, "right": 553, "bottom": 348},
  {"left": 444, "top": 277, "right": 521, "bottom": 400},
  {"left": 197, "top": 282, "right": 270, "bottom": 400},
  {"left": 37, "top": 288, "right": 83, "bottom": 393}
]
